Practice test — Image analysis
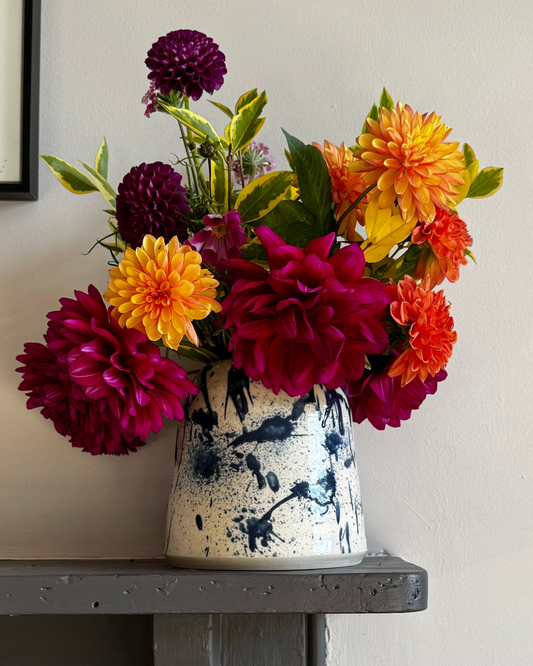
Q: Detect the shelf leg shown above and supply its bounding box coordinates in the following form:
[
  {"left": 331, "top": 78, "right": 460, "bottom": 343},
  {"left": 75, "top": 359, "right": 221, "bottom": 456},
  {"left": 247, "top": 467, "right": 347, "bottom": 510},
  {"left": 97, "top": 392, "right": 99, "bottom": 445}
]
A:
[
  {"left": 154, "top": 613, "right": 312, "bottom": 665},
  {"left": 306, "top": 614, "right": 327, "bottom": 666}
]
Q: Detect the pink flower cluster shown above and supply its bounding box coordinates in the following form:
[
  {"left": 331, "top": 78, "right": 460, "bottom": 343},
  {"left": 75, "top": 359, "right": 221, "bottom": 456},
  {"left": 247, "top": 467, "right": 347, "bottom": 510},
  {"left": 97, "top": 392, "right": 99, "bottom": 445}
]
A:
[{"left": 16, "top": 286, "right": 197, "bottom": 455}]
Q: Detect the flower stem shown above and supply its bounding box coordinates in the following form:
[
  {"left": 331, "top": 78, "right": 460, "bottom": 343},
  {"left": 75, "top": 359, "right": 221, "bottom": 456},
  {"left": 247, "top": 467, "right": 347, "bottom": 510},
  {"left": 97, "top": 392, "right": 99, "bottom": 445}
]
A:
[
  {"left": 336, "top": 184, "right": 377, "bottom": 234},
  {"left": 183, "top": 97, "right": 210, "bottom": 198},
  {"left": 178, "top": 121, "right": 197, "bottom": 194},
  {"left": 227, "top": 145, "right": 233, "bottom": 211},
  {"left": 238, "top": 151, "right": 245, "bottom": 189}
]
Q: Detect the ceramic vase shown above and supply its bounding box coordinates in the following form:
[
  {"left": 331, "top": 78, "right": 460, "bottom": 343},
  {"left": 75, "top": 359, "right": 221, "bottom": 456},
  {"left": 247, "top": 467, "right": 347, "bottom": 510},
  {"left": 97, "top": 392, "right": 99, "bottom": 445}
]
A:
[{"left": 165, "top": 360, "right": 367, "bottom": 570}]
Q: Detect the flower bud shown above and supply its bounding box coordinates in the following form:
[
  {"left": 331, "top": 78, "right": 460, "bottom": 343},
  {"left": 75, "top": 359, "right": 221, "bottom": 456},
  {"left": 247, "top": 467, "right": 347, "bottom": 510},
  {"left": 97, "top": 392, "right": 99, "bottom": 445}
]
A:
[{"left": 199, "top": 142, "right": 215, "bottom": 158}]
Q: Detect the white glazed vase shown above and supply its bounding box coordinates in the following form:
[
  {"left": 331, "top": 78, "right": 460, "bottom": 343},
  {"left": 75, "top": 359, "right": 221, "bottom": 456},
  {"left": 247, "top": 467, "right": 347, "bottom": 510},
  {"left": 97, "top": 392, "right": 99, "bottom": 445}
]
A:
[{"left": 165, "top": 360, "right": 367, "bottom": 570}]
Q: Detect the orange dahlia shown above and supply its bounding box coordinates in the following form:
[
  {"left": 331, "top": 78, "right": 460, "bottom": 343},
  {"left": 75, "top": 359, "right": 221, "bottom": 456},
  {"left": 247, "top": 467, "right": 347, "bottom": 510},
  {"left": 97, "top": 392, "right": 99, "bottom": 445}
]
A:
[
  {"left": 387, "top": 275, "right": 457, "bottom": 386},
  {"left": 313, "top": 140, "right": 368, "bottom": 240},
  {"left": 104, "top": 235, "right": 221, "bottom": 350},
  {"left": 412, "top": 207, "right": 473, "bottom": 288},
  {"left": 352, "top": 103, "right": 465, "bottom": 224}
]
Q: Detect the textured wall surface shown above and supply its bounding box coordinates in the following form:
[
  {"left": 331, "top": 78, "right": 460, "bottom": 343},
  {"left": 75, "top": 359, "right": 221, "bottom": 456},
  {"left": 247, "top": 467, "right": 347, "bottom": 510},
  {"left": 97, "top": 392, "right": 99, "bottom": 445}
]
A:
[{"left": 0, "top": 0, "right": 532, "bottom": 664}]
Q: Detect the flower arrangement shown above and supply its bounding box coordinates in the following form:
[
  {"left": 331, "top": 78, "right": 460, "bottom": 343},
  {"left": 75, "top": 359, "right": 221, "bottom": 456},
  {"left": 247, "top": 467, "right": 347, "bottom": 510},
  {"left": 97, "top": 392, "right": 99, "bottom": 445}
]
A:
[{"left": 17, "top": 29, "right": 503, "bottom": 453}]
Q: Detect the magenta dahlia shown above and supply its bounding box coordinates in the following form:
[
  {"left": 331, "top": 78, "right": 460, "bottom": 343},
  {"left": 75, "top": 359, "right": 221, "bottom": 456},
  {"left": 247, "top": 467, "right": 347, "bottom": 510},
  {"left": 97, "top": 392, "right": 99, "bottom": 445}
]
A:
[
  {"left": 16, "top": 342, "right": 145, "bottom": 455},
  {"left": 346, "top": 351, "right": 447, "bottom": 430},
  {"left": 145, "top": 29, "right": 226, "bottom": 101},
  {"left": 221, "top": 227, "right": 391, "bottom": 397},
  {"left": 187, "top": 211, "right": 247, "bottom": 269},
  {"left": 16, "top": 286, "right": 198, "bottom": 455},
  {"left": 116, "top": 162, "right": 189, "bottom": 249}
]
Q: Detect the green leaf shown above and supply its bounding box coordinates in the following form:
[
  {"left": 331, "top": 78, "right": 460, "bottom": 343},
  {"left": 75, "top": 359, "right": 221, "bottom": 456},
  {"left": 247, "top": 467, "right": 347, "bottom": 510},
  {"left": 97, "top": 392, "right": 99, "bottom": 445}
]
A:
[
  {"left": 361, "top": 103, "right": 379, "bottom": 134},
  {"left": 465, "top": 247, "right": 477, "bottom": 264},
  {"left": 284, "top": 149, "right": 293, "bottom": 170},
  {"left": 160, "top": 103, "right": 228, "bottom": 149},
  {"left": 467, "top": 159, "right": 479, "bottom": 183},
  {"left": 235, "top": 170, "right": 293, "bottom": 224},
  {"left": 240, "top": 239, "right": 268, "bottom": 264},
  {"left": 41, "top": 155, "right": 98, "bottom": 194},
  {"left": 258, "top": 200, "right": 320, "bottom": 246},
  {"left": 463, "top": 143, "right": 476, "bottom": 167},
  {"left": 394, "top": 243, "right": 422, "bottom": 282},
  {"left": 282, "top": 130, "right": 335, "bottom": 236},
  {"left": 379, "top": 88, "right": 394, "bottom": 111},
  {"left": 94, "top": 138, "right": 109, "bottom": 179},
  {"left": 235, "top": 89, "right": 258, "bottom": 113},
  {"left": 99, "top": 242, "right": 124, "bottom": 253},
  {"left": 230, "top": 91, "right": 267, "bottom": 153},
  {"left": 467, "top": 167, "right": 504, "bottom": 199},
  {"left": 208, "top": 101, "right": 234, "bottom": 120},
  {"left": 176, "top": 340, "right": 220, "bottom": 364},
  {"left": 210, "top": 153, "right": 228, "bottom": 212},
  {"left": 80, "top": 162, "right": 117, "bottom": 207}
]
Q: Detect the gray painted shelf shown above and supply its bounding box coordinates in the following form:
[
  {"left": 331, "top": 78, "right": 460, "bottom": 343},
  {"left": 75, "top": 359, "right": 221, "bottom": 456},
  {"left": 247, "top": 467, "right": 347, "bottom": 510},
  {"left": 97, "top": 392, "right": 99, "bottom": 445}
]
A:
[{"left": 0, "top": 556, "right": 427, "bottom": 616}]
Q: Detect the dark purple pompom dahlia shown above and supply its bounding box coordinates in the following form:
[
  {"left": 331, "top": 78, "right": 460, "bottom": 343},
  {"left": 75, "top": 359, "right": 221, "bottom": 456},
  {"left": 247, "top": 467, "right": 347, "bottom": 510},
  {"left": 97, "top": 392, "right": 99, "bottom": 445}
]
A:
[
  {"left": 145, "top": 29, "right": 226, "bottom": 101},
  {"left": 116, "top": 162, "right": 189, "bottom": 249}
]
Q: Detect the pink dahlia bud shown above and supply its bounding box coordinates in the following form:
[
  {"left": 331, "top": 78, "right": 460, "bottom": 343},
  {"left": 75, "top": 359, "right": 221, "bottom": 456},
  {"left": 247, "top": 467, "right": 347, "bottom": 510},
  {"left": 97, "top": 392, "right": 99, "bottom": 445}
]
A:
[{"left": 145, "top": 29, "right": 227, "bottom": 101}]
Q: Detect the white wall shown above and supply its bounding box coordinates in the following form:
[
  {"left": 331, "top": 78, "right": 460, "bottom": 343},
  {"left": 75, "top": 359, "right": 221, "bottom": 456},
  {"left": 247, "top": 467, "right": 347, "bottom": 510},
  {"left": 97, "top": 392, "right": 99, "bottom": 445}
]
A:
[{"left": 1, "top": 0, "right": 532, "bottom": 664}]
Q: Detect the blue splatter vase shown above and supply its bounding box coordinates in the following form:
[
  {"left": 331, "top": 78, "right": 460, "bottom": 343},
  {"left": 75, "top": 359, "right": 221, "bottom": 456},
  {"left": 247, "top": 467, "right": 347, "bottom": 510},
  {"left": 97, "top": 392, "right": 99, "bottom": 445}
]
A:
[{"left": 165, "top": 360, "right": 367, "bottom": 570}]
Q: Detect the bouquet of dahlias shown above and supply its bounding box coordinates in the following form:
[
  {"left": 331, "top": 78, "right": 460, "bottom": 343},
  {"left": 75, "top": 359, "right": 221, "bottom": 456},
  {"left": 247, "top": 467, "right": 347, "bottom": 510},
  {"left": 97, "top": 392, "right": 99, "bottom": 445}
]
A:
[{"left": 17, "top": 29, "right": 503, "bottom": 454}]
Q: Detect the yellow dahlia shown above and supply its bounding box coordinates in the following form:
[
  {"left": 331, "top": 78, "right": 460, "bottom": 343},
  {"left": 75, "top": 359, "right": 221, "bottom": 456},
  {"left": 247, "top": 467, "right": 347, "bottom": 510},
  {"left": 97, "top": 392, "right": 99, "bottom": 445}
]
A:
[
  {"left": 352, "top": 103, "right": 465, "bottom": 224},
  {"left": 104, "top": 235, "right": 221, "bottom": 350}
]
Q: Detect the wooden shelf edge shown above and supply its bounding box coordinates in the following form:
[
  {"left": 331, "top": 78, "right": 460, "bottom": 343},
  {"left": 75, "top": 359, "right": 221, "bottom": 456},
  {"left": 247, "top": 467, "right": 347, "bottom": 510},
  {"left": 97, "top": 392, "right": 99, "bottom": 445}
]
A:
[{"left": 0, "top": 556, "right": 427, "bottom": 616}]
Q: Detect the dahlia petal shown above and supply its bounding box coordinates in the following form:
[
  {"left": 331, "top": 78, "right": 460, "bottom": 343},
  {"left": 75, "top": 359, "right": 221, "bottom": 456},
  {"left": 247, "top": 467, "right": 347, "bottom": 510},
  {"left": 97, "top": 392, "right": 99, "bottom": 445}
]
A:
[
  {"left": 255, "top": 226, "right": 286, "bottom": 249},
  {"left": 223, "top": 258, "right": 268, "bottom": 281},
  {"left": 273, "top": 307, "right": 299, "bottom": 340},
  {"left": 304, "top": 233, "right": 335, "bottom": 260},
  {"left": 69, "top": 357, "right": 107, "bottom": 387},
  {"left": 328, "top": 244, "right": 366, "bottom": 282}
]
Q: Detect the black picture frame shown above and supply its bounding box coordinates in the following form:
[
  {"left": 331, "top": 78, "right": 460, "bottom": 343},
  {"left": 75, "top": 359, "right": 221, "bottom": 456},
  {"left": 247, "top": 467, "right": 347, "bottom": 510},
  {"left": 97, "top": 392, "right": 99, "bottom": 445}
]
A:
[{"left": 0, "top": 0, "right": 41, "bottom": 201}]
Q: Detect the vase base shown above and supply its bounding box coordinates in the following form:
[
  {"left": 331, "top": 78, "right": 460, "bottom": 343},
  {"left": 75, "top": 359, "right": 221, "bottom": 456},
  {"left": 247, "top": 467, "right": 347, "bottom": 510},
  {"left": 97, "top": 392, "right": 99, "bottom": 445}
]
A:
[{"left": 165, "top": 551, "right": 367, "bottom": 571}]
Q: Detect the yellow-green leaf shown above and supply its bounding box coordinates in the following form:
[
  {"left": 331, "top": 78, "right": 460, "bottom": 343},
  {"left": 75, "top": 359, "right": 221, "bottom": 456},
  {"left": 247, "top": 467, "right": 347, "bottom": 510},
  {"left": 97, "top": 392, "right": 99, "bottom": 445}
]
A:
[
  {"left": 41, "top": 155, "right": 98, "bottom": 194},
  {"left": 94, "top": 138, "right": 109, "bottom": 179},
  {"left": 361, "top": 103, "right": 379, "bottom": 135},
  {"left": 463, "top": 143, "right": 476, "bottom": 167},
  {"left": 208, "top": 101, "right": 233, "bottom": 120},
  {"left": 467, "top": 167, "right": 503, "bottom": 199},
  {"left": 230, "top": 91, "right": 267, "bottom": 153},
  {"left": 210, "top": 154, "right": 228, "bottom": 213},
  {"left": 465, "top": 247, "right": 477, "bottom": 264},
  {"left": 284, "top": 149, "right": 293, "bottom": 170},
  {"left": 467, "top": 159, "right": 479, "bottom": 183},
  {"left": 379, "top": 88, "right": 394, "bottom": 111},
  {"left": 455, "top": 169, "right": 470, "bottom": 205},
  {"left": 80, "top": 162, "right": 116, "bottom": 207},
  {"left": 362, "top": 192, "right": 416, "bottom": 263},
  {"left": 235, "top": 171, "right": 293, "bottom": 224},
  {"left": 235, "top": 89, "right": 258, "bottom": 113},
  {"left": 159, "top": 104, "right": 229, "bottom": 149}
]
